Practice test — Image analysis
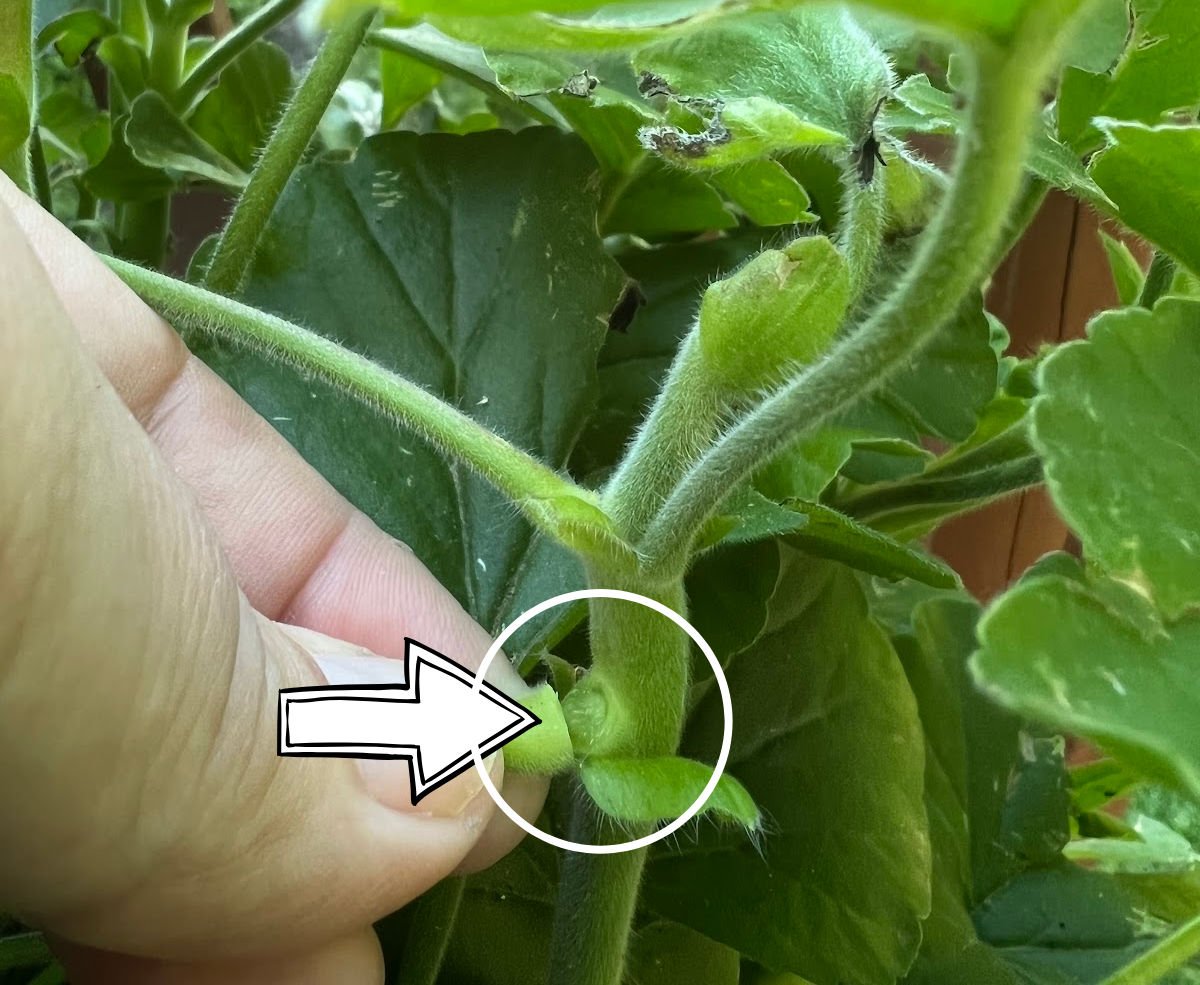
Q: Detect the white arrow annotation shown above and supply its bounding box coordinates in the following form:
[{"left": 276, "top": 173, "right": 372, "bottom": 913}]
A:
[{"left": 277, "top": 638, "right": 540, "bottom": 803}]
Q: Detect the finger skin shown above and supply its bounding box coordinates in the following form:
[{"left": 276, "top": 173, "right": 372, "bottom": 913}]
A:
[
  {"left": 0, "top": 193, "right": 506, "bottom": 961},
  {"left": 0, "top": 177, "right": 547, "bottom": 864}
]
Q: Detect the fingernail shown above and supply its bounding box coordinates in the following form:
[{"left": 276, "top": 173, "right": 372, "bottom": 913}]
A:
[{"left": 280, "top": 625, "right": 501, "bottom": 817}]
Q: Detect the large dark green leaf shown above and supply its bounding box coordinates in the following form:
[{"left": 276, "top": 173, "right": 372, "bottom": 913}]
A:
[
  {"left": 646, "top": 552, "right": 932, "bottom": 984},
  {"left": 202, "top": 129, "right": 626, "bottom": 655}
]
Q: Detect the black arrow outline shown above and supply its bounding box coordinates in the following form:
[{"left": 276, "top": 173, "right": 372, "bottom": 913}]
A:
[{"left": 277, "top": 637, "right": 541, "bottom": 804}]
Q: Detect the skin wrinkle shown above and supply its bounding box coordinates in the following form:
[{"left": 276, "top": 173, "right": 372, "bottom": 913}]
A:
[{"left": 0, "top": 173, "right": 547, "bottom": 979}]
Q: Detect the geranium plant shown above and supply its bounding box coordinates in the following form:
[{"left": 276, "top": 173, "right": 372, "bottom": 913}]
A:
[{"left": 3, "top": 0, "right": 1200, "bottom": 983}]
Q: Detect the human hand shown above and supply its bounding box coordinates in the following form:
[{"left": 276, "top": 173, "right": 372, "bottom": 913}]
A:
[{"left": 0, "top": 176, "right": 547, "bottom": 984}]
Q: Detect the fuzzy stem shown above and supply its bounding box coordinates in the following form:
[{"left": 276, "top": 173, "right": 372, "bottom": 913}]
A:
[
  {"left": 547, "top": 799, "right": 649, "bottom": 985},
  {"left": 602, "top": 332, "right": 727, "bottom": 543},
  {"left": 175, "top": 0, "right": 304, "bottom": 112},
  {"left": 1099, "top": 913, "right": 1200, "bottom": 985},
  {"left": 636, "top": 5, "right": 1082, "bottom": 572},
  {"left": 105, "top": 258, "right": 620, "bottom": 551},
  {"left": 147, "top": 12, "right": 189, "bottom": 94},
  {"left": 839, "top": 167, "right": 888, "bottom": 302},
  {"left": 1137, "top": 251, "right": 1176, "bottom": 309},
  {"left": 392, "top": 877, "right": 465, "bottom": 985},
  {"left": 203, "top": 9, "right": 375, "bottom": 296}
]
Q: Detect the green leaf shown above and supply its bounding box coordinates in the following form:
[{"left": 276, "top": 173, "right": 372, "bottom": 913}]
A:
[
  {"left": 188, "top": 40, "right": 292, "bottom": 172},
  {"left": 634, "top": 8, "right": 892, "bottom": 161},
  {"left": 974, "top": 572, "right": 1200, "bottom": 800},
  {"left": 710, "top": 158, "right": 817, "bottom": 226},
  {"left": 580, "top": 755, "right": 760, "bottom": 828},
  {"left": 125, "top": 90, "right": 248, "bottom": 188},
  {"left": 0, "top": 0, "right": 32, "bottom": 190},
  {"left": 1091, "top": 122, "right": 1200, "bottom": 276},
  {"left": 843, "top": 290, "right": 1000, "bottom": 448},
  {"left": 572, "top": 235, "right": 756, "bottom": 477},
  {"left": 0, "top": 932, "right": 51, "bottom": 971},
  {"left": 205, "top": 129, "right": 625, "bottom": 656},
  {"left": 380, "top": 49, "right": 441, "bottom": 129},
  {"left": 96, "top": 34, "right": 148, "bottom": 102},
  {"left": 36, "top": 8, "right": 116, "bottom": 66},
  {"left": 886, "top": 73, "right": 1113, "bottom": 209},
  {"left": 602, "top": 159, "right": 735, "bottom": 238},
  {"left": 1059, "top": 0, "right": 1200, "bottom": 148},
  {"left": 1099, "top": 229, "right": 1146, "bottom": 306},
  {"left": 82, "top": 114, "right": 175, "bottom": 202},
  {"left": 0, "top": 73, "right": 30, "bottom": 165},
  {"left": 439, "top": 841, "right": 557, "bottom": 985},
  {"left": 647, "top": 553, "right": 931, "bottom": 983},
  {"left": 1060, "top": 0, "right": 1130, "bottom": 74},
  {"left": 1031, "top": 297, "right": 1200, "bottom": 617},
  {"left": 784, "top": 501, "right": 959, "bottom": 588},
  {"left": 627, "top": 921, "right": 740, "bottom": 985},
  {"left": 37, "top": 88, "right": 110, "bottom": 171},
  {"left": 685, "top": 538, "right": 780, "bottom": 669}
]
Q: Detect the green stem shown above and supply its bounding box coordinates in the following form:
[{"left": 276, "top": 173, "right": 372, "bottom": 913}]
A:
[
  {"left": 105, "top": 258, "right": 617, "bottom": 550},
  {"left": 1100, "top": 913, "right": 1200, "bottom": 985},
  {"left": 147, "top": 14, "right": 189, "bottom": 94},
  {"left": 1137, "top": 251, "right": 1176, "bottom": 309},
  {"left": 563, "top": 565, "right": 689, "bottom": 759},
  {"left": 636, "top": 4, "right": 1083, "bottom": 572},
  {"left": 392, "top": 877, "right": 464, "bottom": 985},
  {"left": 547, "top": 799, "right": 648, "bottom": 985},
  {"left": 839, "top": 165, "right": 888, "bottom": 302},
  {"left": 117, "top": 197, "right": 171, "bottom": 267},
  {"left": 203, "top": 9, "right": 375, "bottom": 296},
  {"left": 603, "top": 332, "right": 727, "bottom": 543},
  {"left": 175, "top": 0, "right": 305, "bottom": 112}
]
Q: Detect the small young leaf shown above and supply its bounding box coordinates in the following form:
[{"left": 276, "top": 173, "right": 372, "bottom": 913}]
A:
[
  {"left": 580, "top": 756, "right": 760, "bottom": 829},
  {"left": 126, "top": 91, "right": 248, "bottom": 188},
  {"left": 1099, "top": 229, "right": 1147, "bottom": 306},
  {"left": 36, "top": 9, "right": 116, "bottom": 67},
  {"left": 710, "top": 158, "right": 817, "bottom": 226},
  {"left": 504, "top": 683, "right": 574, "bottom": 775}
]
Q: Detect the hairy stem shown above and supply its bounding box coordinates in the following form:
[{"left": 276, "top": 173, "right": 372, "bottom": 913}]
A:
[
  {"left": 28, "top": 128, "right": 52, "bottom": 211},
  {"left": 1100, "top": 912, "right": 1200, "bottom": 985},
  {"left": 392, "top": 877, "right": 464, "bottom": 985},
  {"left": 547, "top": 799, "right": 648, "bottom": 985},
  {"left": 203, "top": 9, "right": 375, "bottom": 295},
  {"left": 603, "top": 332, "right": 727, "bottom": 543},
  {"left": 175, "top": 0, "right": 304, "bottom": 112},
  {"left": 839, "top": 167, "right": 888, "bottom": 302},
  {"left": 636, "top": 4, "right": 1083, "bottom": 572},
  {"left": 1137, "top": 251, "right": 1176, "bottom": 309},
  {"left": 106, "top": 258, "right": 616, "bottom": 549}
]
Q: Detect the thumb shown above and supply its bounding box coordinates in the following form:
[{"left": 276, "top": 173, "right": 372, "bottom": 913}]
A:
[{"left": 0, "top": 198, "right": 497, "bottom": 961}]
